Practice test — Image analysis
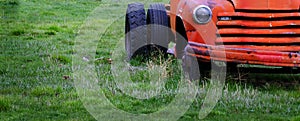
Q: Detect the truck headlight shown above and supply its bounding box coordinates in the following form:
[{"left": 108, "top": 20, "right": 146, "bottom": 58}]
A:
[{"left": 193, "top": 5, "right": 212, "bottom": 24}]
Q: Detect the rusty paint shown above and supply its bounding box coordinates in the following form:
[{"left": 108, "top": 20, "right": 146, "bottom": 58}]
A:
[
  {"left": 188, "top": 42, "right": 300, "bottom": 67},
  {"left": 218, "top": 28, "right": 300, "bottom": 35},
  {"left": 223, "top": 45, "right": 300, "bottom": 52},
  {"left": 231, "top": 0, "right": 300, "bottom": 10},
  {"left": 218, "top": 12, "right": 300, "bottom": 18},
  {"left": 217, "top": 20, "right": 300, "bottom": 28},
  {"left": 216, "top": 37, "right": 300, "bottom": 44}
]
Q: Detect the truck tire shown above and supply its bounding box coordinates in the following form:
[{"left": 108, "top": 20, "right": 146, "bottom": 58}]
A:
[
  {"left": 182, "top": 47, "right": 200, "bottom": 81},
  {"left": 125, "top": 3, "right": 147, "bottom": 60},
  {"left": 147, "top": 3, "right": 170, "bottom": 57},
  {"left": 175, "top": 17, "right": 188, "bottom": 59}
]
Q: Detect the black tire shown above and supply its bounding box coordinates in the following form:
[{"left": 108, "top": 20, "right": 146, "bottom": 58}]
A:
[
  {"left": 125, "top": 3, "right": 147, "bottom": 60},
  {"left": 182, "top": 46, "right": 200, "bottom": 81},
  {"left": 182, "top": 46, "right": 211, "bottom": 82},
  {"left": 147, "top": 3, "right": 170, "bottom": 57},
  {"left": 175, "top": 17, "right": 188, "bottom": 59}
]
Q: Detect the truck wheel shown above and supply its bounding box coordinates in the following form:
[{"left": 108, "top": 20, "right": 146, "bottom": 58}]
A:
[
  {"left": 182, "top": 47, "right": 200, "bottom": 81},
  {"left": 125, "top": 3, "right": 147, "bottom": 60},
  {"left": 175, "top": 17, "right": 188, "bottom": 59},
  {"left": 147, "top": 3, "right": 170, "bottom": 57}
]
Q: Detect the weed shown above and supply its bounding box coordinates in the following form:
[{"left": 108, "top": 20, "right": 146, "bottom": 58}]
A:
[
  {"left": 61, "top": 40, "right": 75, "bottom": 46},
  {"left": 51, "top": 54, "right": 71, "bottom": 64},
  {"left": 10, "top": 29, "right": 25, "bottom": 36},
  {"left": 0, "top": 97, "right": 11, "bottom": 112},
  {"left": 30, "top": 86, "right": 63, "bottom": 97},
  {"left": 292, "top": 115, "right": 300, "bottom": 121},
  {"left": 48, "top": 26, "right": 62, "bottom": 32},
  {"left": 0, "top": 0, "right": 19, "bottom": 6},
  {"left": 45, "top": 31, "right": 56, "bottom": 35}
]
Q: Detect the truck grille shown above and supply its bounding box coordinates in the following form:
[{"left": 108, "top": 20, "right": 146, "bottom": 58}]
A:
[{"left": 216, "top": 11, "right": 300, "bottom": 52}]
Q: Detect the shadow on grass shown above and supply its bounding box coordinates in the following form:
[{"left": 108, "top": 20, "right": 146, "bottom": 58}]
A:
[
  {"left": 1, "top": 0, "right": 22, "bottom": 36},
  {"left": 1, "top": 0, "right": 19, "bottom": 23},
  {"left": 226, "top": 68, "right": 300, "bottom": 91}
]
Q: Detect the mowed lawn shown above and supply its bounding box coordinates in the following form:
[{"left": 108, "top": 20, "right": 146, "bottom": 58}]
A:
[{"left": 1, "top": 0, "right": 300, "bottom": 121}]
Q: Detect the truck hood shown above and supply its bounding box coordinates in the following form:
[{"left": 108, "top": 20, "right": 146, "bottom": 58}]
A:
[{"left": 231, "top": 0, "right": 300, "bottom": 10}]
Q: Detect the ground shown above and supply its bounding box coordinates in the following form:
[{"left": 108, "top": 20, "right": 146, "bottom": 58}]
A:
[{"left": 0, "top": 0, "right": 299, "bottom": 121}]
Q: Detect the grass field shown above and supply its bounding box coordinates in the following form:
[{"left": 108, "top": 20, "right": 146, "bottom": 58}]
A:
[{"left": 1, "top": 0, "right": 300, "bottom": 120}]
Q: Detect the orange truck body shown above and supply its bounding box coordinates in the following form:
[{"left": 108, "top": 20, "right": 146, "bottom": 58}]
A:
[{"left": 168, "top": 0, "right": 300, "bottom": 67}]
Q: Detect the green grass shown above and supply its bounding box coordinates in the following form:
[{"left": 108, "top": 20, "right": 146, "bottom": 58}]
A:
[
  {"left": 1, "top": 0, "right": 300, "bottom": 121},
  {"left": 1, "top": 0, "right": 100, "bottom": 120}
]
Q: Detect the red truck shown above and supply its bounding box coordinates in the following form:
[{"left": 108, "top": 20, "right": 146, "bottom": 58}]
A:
[{"left": 125, "top": 0, "right": 300, "bottom": 79}]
